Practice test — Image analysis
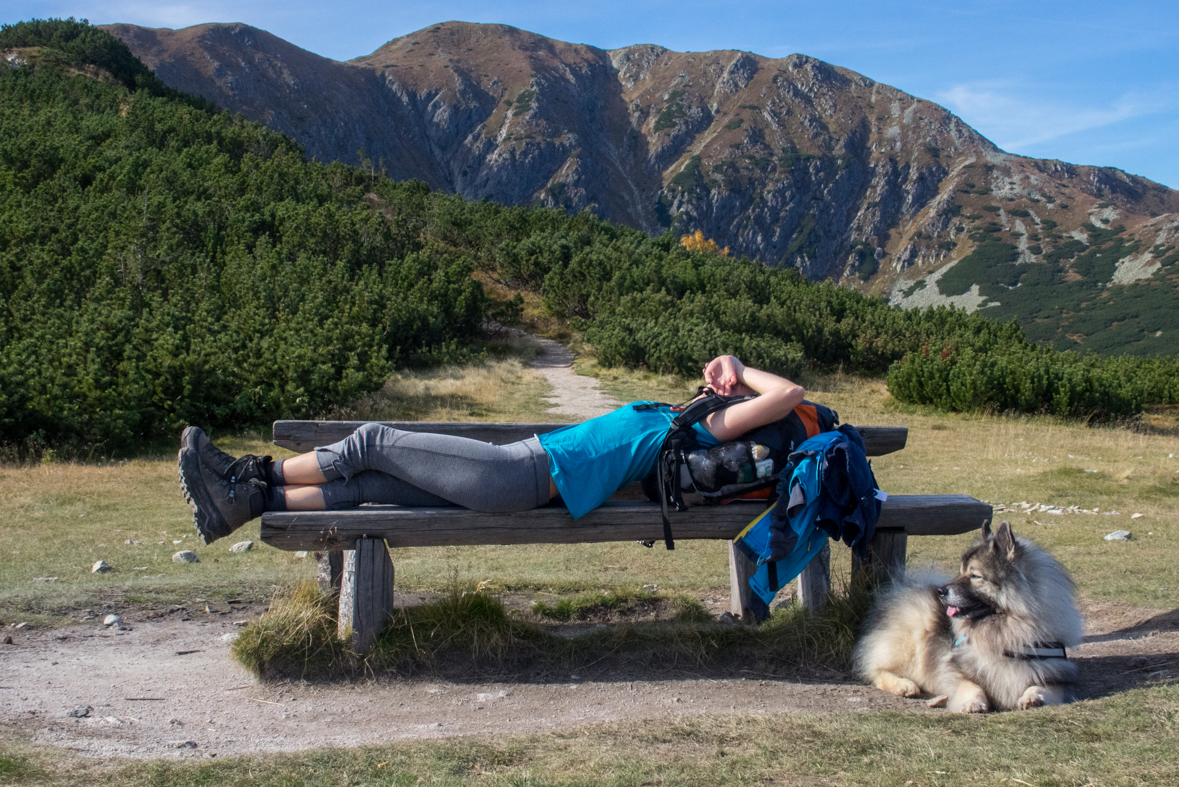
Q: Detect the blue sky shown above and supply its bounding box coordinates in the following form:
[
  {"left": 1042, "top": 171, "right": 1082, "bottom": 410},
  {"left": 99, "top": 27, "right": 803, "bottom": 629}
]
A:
[{"left": 7, "top": 1, "right": 1177, "bottom": 189}]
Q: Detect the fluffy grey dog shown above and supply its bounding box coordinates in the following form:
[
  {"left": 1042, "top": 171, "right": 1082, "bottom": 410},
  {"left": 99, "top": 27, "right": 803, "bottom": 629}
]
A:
[{"left": 854, "top": 521, "right": 1083, "bottom": 712}]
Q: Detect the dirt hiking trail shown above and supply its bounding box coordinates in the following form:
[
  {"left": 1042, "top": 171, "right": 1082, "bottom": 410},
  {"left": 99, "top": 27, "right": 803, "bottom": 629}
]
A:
[
  {"left": 527, "top": 334, "right": 620, "bottom": 420},
  {"left": 2, "top": 338, "right": 1175, "bottom": 759}
]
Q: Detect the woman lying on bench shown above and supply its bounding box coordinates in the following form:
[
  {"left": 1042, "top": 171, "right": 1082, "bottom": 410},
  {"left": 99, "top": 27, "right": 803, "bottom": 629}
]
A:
[{"left": 178, "top": 355, "right": 804, "bottom": 545}]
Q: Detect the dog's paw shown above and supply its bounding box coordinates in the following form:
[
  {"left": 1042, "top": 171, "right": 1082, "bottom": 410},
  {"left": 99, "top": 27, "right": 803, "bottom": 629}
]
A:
[
  {"left": 1017, "top": 686, "right": 1048, "bottom": 710},
  {"left": 948, "top": 687, "right": 989, "bottom": 714},
  {"left": 874, "top": 673, "right": 922, "bottom": 698}
]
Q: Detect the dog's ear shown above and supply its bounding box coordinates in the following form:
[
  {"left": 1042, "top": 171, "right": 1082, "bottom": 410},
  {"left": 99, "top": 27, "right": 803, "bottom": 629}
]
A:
[
  {"left": 993, "top": 520, "right": 1017, "bottom": 560},
  {"left": 981, "top": 519, "right": 993, "bottom": 540}
]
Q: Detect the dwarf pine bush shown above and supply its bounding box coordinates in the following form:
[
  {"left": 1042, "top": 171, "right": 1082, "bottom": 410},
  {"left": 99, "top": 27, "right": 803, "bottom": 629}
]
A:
[{"left": 886, "top": 344, "right": 1147, "bottom": 419}]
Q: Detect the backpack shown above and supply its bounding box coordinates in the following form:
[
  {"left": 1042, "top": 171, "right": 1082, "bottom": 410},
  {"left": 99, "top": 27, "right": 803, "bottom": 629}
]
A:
[{"left": 638, "top": 388, "right": 838, "bottom": 550}]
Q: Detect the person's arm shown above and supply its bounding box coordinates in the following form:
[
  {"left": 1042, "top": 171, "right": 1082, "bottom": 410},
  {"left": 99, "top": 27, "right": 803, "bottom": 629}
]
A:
[{"left": 700, "top": 356, "right": 804, "bottom": 442}]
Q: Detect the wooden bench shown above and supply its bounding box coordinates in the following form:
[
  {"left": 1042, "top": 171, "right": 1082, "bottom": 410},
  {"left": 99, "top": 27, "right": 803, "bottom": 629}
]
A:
[{"left": 261, "top": 421, "right": 992, "bottom": 651}]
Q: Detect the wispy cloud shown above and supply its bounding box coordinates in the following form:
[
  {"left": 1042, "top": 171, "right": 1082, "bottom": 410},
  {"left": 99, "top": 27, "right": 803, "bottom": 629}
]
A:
[{"left": 935, "top": 82, "right": 1166, "bottom": 152}]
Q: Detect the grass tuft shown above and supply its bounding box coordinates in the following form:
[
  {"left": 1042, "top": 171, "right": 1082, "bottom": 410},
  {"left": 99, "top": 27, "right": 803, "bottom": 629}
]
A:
[
  {"left": 366, "top": 582, "right": 551, "bottom": 675},
  {"left": 233, "top": 575, "right": 873, "bottom": 681},
  {"left": 757, "top": 573, "right": 873, "bottom": 669},
  {"left": 530, "top": 588, "right": 660, "bottom": 621},
  {"left": 231, "top": 582, "right": 349, "bottom": 679}
]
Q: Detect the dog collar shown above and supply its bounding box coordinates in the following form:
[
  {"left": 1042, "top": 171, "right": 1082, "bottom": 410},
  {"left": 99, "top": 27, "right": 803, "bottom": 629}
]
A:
[{"left": 1004, "top": 642, "right": 1067, "bottom": 660}]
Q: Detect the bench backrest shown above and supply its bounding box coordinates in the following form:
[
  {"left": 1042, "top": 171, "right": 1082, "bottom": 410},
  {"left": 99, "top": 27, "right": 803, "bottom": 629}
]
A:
[{"left": 273, "top": 421, "right": 908, "bottom": 456}]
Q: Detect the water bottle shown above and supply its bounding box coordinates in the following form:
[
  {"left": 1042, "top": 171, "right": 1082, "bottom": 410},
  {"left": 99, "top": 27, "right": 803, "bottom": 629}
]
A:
[
  {"left": 686, "top": 450, "right": 718, "bottom": 490},
  {"left": 712, "top": 442, "right": 749, "bottom": 472}
]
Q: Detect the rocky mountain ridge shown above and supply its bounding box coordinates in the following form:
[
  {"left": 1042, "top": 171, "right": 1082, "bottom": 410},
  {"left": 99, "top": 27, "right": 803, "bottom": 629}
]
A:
[{"left": 99, "top": 21, "right": 1179, "bottom": 355}]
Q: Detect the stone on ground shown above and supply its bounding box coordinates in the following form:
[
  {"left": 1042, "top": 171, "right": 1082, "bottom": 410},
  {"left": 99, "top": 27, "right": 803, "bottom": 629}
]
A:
[
  {"left": 1104, "top": 530, "right": 1132, "bottom": 541},
  {"left": 172, "top": 550, "right": 200, "bottom": 563},
  {"left": 91, "top": 560, "right": 112, "bottom": 574},
  {"left": 229, "top": 540, "right": 253, "bottom": 553}
]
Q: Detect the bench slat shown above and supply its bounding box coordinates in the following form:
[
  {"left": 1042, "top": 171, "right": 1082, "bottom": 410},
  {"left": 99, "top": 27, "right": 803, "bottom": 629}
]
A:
[
  {"left": 272, "top": 421, "right": 908, "bottom": 457},
  {"left": 260, "top": 494, "right": 990, "bottom": 551}
]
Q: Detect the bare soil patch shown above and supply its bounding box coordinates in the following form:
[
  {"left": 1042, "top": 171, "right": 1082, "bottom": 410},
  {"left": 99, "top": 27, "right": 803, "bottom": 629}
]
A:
[{"left": 1, "top": 599, "right": 1174, "bottom": 760}]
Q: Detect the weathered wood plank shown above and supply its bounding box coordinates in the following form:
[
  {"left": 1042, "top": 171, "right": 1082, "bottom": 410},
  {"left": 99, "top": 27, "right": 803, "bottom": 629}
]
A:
[
  {"left": 337, "top": 539, "right": 395, "bottom": 653},
  {"left": 797, "top": 542, "right": 832, "bottom": 612},
  {"left": 271, "top": 420, "right": 908, "bottom": 457},
  {"left": 727, "top": 542, "right": 757, "bottom": 621},
  {"left": 260, "top": 495, "right": 990, "bottom": 551}
]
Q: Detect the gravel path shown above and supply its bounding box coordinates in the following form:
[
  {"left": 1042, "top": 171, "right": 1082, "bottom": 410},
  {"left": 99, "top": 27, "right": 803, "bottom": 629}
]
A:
[{"left": 527, "top": 335, "right": 620, "bottom": 420}]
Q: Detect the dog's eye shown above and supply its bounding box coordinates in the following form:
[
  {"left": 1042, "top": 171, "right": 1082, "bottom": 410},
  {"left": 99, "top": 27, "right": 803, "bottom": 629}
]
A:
[{"left": 969, "top": 573, "right": 984, "bottom": 582}]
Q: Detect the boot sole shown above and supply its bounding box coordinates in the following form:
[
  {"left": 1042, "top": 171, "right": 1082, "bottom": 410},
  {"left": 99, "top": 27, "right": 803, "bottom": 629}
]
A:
[{"left": 178, "top": 428, "right": 229, "bottom": 545}]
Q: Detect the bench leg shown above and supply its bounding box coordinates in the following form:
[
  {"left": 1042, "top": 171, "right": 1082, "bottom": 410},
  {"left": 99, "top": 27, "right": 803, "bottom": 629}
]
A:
[
  {"left": 337, "top": 538, "right": 395, "bottom": 653},
  {"left": 315, "top": 551, "right": 343, "bottom": 595},
  {"left": 727, "top": 542, "right": 757, "bottom": 621},
  {"left": 797, "top": 542, "right": 831, "bottom": 612},
  {"left": 851, "top": 531, "right": 907, "bottom": 587}
]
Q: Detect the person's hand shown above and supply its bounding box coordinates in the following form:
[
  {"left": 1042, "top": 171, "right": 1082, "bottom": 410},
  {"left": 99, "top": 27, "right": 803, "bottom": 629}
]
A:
[{"left": 703, "top": 355, "right": 746, "bottom": 395}]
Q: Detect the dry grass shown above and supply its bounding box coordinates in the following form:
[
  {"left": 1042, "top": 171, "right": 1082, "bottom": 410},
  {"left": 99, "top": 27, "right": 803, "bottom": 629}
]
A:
[
  {"left": 576, "top": 357, "right": 703, "bottom": 405},
  {"left": 2, "top": 348, "right": 1178, "bottom": 782},
  {"left": 0, "top": 452, "right": 315, "bottom": 624},
  {"left": 328, "top": 350, "right": 550, "bottom": 423}
]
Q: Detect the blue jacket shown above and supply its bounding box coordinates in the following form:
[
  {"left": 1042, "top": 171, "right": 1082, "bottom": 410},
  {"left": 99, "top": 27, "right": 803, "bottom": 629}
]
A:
[{"left": 773, "top": 424, "right": 881, "bottom": 559}]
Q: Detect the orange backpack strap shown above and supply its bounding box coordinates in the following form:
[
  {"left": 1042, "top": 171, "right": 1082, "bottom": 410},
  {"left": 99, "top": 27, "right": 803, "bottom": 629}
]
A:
[{"left": 794, "top": 403, "right": 821, "bottom": 438}]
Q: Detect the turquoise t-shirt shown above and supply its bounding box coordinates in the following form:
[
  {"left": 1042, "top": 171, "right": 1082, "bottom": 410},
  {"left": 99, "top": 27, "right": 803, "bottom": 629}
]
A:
[{"left": 538, "top": 402, "right": 719, "bottom": 519}]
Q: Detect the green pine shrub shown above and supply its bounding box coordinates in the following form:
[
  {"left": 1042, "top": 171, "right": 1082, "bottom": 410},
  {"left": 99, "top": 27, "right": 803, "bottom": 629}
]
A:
[
  {"left": 0, "top": 22, "right": 485, "bottom": 452},
  {"left": 887, "top": 344, "right": 1146, "bottom": 420}
]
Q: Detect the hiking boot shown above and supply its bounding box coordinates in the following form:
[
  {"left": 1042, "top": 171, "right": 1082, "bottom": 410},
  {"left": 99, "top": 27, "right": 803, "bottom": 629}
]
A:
[
  {"left": 178, "top": 438, "right": 267, "bottom": 544},
  {"left": 181, "top": 426, "right": 272, "bottom": 485}
]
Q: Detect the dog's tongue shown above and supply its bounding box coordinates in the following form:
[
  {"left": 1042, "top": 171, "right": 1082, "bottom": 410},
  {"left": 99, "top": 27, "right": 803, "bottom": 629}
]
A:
[{"left": 946, "top": 606, "right": 959, "bottom": 617}]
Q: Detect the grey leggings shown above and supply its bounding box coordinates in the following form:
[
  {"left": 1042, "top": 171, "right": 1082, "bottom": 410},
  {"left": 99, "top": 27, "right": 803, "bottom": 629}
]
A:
[{"left": 308, "top": 423, "right": 552, "bottom": 512}]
